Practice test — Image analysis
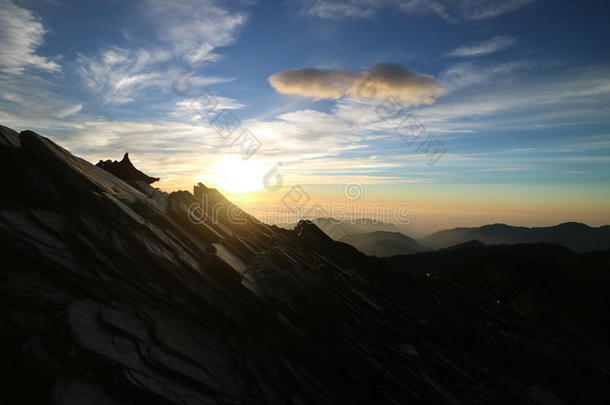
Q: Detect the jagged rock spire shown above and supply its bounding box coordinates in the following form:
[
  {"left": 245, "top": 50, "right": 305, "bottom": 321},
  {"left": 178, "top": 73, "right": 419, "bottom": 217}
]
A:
[{"left": 96, "top": 153, "right": 159, "bottom": 185}]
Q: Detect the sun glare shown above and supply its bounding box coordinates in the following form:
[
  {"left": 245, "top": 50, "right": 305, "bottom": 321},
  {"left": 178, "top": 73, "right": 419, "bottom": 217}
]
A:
[{"left": 199, "top": 156, "right": 270, "bottom": 194}]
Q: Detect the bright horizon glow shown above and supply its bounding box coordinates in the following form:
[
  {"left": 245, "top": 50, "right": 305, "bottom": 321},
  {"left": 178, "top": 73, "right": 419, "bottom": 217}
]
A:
[{"left": 198, "top": 156, "right": 271, "bottom": 194}]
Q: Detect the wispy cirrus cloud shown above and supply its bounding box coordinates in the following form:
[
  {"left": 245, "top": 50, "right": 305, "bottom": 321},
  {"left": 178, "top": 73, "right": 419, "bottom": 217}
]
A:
[
  {"left": 447, "top": 36, "right": 516, "bottom": 57},
  {"left": 321, "top": 62, "right": 610, "bottom": 145},
  {"left": 406, "top": 64, "right": 610, "bottom": 135},
  {"left": 144, "top": 0, "right": 246, "bottom": 64},
  {"left": 0, "top": 0, "right": 60, "bottom": 74},
  {"left": 299, "top": 0, "right": 538, "bottom": 21},
  {"left": 299, "top": 0, "right": 379, "bottom": 19},
  {"left": 269, "top": 63, "right": 445, "bottom": 105},
  {"left": 76, "top": 48, "right": 172, "bottom": 104},
  {"left": 439, "top": 61, "right": 525, "bottom": 92},
  {"left": 76, "top": 0, "right": 247, "bottom": 105}
]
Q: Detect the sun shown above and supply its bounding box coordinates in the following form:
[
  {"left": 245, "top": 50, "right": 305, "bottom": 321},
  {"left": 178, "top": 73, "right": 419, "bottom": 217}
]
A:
[{"left": 198, "top": 156, "right": 270, "bottom": 194}]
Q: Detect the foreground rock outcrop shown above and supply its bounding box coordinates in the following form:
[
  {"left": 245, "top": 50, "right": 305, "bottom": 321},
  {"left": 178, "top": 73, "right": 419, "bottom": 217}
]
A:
[{"left": 1, "top": 125, "right": 610, "bottom": 404}]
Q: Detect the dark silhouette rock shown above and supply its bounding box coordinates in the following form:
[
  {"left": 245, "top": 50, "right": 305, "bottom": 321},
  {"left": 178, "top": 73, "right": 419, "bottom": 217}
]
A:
[
  {"left": 295, "top": 219, "right": 334, "bottom": 245},
  {"left": 0, "top": 125, "right": 21, "bottom": 149},
  {"left": 96, "top": 153, "right": 159, "bottom": 185}
]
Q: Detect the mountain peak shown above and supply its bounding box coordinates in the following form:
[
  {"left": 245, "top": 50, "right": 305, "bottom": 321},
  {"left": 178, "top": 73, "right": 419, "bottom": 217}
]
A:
[
  {"left": 0, "top": 125, "right": 21, "bottom": 149},
  {"left": 339, "top": 229, "right": 425, "bottom": 257},
  {"left": 553, "top": 221, "right": 591, "bottom": 230},
  {"left": 443, "top": 239, "right": 486, "bottom": 250},
  {"left": 480, "top": 223, "right": 512, "bottom": 230},
  {"left": 295, "top": 219, "right": 333, "bottom": 244}
]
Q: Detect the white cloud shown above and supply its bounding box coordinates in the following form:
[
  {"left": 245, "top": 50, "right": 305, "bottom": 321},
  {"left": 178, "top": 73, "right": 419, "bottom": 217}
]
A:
[
  {"left": 0, "top": 72, "right": 82, "bottom": 125},
  {"left": 0, "top": 0, "right": 60, "bottom": 74},
  {"left": 300, "top": 0, "right": 380, "bottom": 19},
  {"left": 144, "top": 0, "right": 246, "bottom": 64},
  {"left": 78, "top": 47, "right": 235, "bottom": 104},
  {"left": 171, "top": 95, "right": 245, "bottom": 121},
  {"left": 410, "top": 64, "right": 610, "bottom": 135},
  {"left": 439, "top": 61, "right": 524, "bottom": 92},
  {"left": 299, "top": 0, "right": 538, "bottom": 21},
  {"left": 447, "top": 36, "right": 516, "bottom": 57},
  {"left": 402, "top": 0, "right": 538, "bottom": 21},
  {"left": 77, "top": 48, "right": 172, "bottom": 104},
  {"left": 56, "top": 104, "right": 83, "bottom": 118},
  {"left": 318, "top": 62, "right": 610, "bottom": 149}
]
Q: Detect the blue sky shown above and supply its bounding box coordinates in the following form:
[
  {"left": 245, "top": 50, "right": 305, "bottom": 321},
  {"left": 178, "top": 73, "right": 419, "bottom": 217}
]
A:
[{"left": 1, "top": 0, "right": 609, "bottom": 230}]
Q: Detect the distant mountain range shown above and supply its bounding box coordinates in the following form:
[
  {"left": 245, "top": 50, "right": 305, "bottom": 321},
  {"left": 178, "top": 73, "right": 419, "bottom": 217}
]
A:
[
  {"left": 308, "top": 217, "right": 399, "bottom": 239},
  {"left": 339, "top": 231, "right": 427, "bottom": 257},
  {"left": 420, "top": 222, "right": 610, "bottom": 253},
  {"left": 306, "top": 218, "right": 610, "bottom": 255},
  {"left": 280, "top": 217, "right": 424, "bottom": 239}
]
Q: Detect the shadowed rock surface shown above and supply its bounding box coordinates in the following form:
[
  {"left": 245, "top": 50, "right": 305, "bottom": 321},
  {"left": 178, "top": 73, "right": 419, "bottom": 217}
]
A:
[{"left": 1, "top": 125, "right": 610, "bottom": 404}]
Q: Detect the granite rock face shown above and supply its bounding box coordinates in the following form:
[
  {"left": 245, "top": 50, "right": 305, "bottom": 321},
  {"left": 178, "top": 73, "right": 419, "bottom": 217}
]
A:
[{"left": 1, "top": 126, "right": 610, "bottom": 404}]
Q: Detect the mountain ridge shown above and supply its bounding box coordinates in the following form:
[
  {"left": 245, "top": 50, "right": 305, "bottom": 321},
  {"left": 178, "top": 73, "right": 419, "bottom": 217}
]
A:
[
  {"left": 339, "top": 230, "right": 427, "bottom": 257},
  {"left": 420, "top": 221, "right": 610, "bottom": 252}
]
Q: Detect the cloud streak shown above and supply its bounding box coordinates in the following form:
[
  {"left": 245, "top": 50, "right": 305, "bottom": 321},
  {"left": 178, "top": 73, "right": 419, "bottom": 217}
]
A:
[
  {"left": 76, "top": 0, "right": 247, "bottom": 105},
  {"left": 447, "top": 36, "right": 516, "bottom": 57},
  {"left": 268, "top": 63, "right": 445, "bottom": 105},
  {"left": 144, "top": 0, "right": 246, "bottom": 64},
  {"left": 300, "top": 0, "right": 538, "bottom": 21},
  {"left": 0, "top": 0, "right": 60, "bottom": 74}
]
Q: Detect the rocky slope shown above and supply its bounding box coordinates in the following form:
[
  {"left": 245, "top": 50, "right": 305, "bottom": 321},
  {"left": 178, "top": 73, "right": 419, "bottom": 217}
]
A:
[{"left": 1, "top": 125, "right": 610, "bottom": 404}]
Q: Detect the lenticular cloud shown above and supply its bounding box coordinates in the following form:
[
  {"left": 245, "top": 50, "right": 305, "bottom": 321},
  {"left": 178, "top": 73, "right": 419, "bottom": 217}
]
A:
[{"left": 269, "top": 63, "right": 445, "bottom": 105}]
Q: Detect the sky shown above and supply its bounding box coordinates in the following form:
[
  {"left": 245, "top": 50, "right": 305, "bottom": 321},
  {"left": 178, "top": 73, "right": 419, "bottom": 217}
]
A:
[{"left": 1, "top": 0, "right": 609, "bottom": 232}]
